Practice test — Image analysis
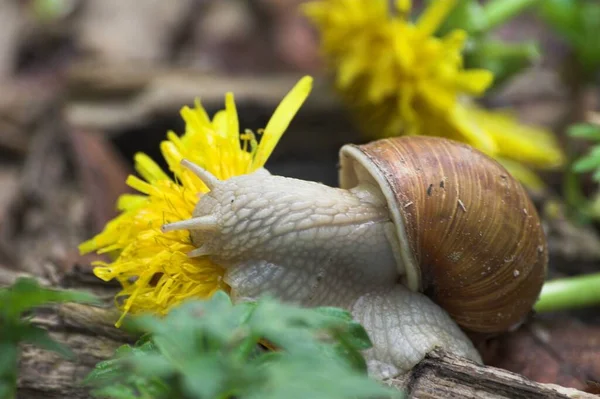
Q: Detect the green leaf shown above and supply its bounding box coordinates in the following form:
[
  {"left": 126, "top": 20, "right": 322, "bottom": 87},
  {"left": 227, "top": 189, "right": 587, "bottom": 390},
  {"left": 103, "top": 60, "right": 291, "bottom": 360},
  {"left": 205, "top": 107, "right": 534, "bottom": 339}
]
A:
[
  {"left": 313, "top": 306, "right": 354, "bottom": 321},
  {"left": 0, "top": 343, "right": 18, "bottom": 375},
  {"left": 538, "top": 0, "right": 580, "bottom": 39},
  {"left": 538, "top": 0, "right": 600, "bottom": 75},
  {"left": 84, "top": 342, "right": 159, "bottom": 386},
  {"left": 85, "top": 292, "right": 400, "bottom": 399},
  {"left": 436, "top": 0, "right": 540, "bottom": 36},
  {"left": 434, "top": 0, "right": 487, "bottom": 36},
  {"left": 572, "top": 154, "right": 600, "bottom": 173},
  {"left": 130, "top": 353, "right": 176, "bottom": 380},
  {"left": 568, "top": 123, "right": 600, "bottom": 140},
  {"left": 89, "top": 385, "right": 141, "bottom": 399},
  {"left": 86, "top": 344, "right": 173, "bottom": 399},
  {"left": 84, "top": 357, "right": 128, "bottom": 386},
  {"left": 317, "top": 337, "right": 368, "bottom": 372},
  {"left": 340, "top": 321, "right": 373, "bottom": 350},
  {"left": 0, "top": 383, "right": 15, "bottom": 399},
  {"left": 0, "top": 278, "right": 99, "bottom": 321},
  {"left": 0, "top": 279, "right": 100, "bottom": 399},
  {"left": 464, "top": 39, "right": 540, "bottom": 87},
  {"left": 89, "top": 377, "right": 170, "bottom": 399},
  {"left": 481, "top": 0, "right": 541, "bottom": 32},
  {"left": 247, "top": 353, "right": 400, "bottom": 399},
  {"left": 431, "top": 0, "right": 542, "bottom": 86},
  {"left": 312, "top": 307, "right": 373, "bottom": 352},
  {"left": 0, "top": 343, "right": 18, "bottom": 399},
  {"left": 179, "top": 355, "right": 232, "bottom": 399}
]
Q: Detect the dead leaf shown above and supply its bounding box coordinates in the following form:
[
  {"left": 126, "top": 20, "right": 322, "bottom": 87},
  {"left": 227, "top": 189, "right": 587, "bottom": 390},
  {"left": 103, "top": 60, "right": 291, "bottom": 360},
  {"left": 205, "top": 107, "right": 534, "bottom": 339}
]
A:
[
  {"left": 68, "top": 129, "right": 132, "bottom": 232},
  {"left": 480, "top": 318, "right": 600, "bottom": 393},
  {"left": 76, "top": 0, "right": 196, "bottom": 63}
]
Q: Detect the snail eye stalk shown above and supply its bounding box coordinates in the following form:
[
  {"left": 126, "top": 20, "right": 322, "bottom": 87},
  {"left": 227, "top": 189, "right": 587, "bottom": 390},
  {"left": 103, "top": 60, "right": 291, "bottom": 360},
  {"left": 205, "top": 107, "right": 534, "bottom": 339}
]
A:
[
  {"left": 161, "top": 215, "right": 218, "bottom": 233},
  {"left": 181, "top": 159, "right": 222, "bottom": 190}
]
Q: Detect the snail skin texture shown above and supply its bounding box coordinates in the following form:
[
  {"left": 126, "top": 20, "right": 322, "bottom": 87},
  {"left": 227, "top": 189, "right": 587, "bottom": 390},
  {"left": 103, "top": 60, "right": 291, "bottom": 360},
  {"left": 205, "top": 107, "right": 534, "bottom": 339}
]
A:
[{"left": 162, "top": 136, "right": 548, "bottom": 379}]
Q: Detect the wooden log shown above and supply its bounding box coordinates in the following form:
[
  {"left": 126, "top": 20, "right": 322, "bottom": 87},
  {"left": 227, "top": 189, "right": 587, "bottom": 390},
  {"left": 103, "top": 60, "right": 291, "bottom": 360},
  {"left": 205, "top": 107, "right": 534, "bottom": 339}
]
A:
[{"left": 388, "top": 349, "right": 596, "bottom": 399}]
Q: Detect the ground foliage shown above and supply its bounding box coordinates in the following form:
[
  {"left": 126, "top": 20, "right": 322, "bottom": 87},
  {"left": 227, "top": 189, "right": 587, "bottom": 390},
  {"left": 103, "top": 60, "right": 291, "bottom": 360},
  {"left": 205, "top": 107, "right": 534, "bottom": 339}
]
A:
[
  {"left": 566, "top": 122, "right": 600, "bottom": 222},
  {"left": 83, "top": 291, "right": 401, "bottom": 399},
  {"left": 0, "top": 278, "right": 98, "bottom": 399},
  {"left": 569, "top": 123, "right": 600, "bottom": 182},
  {"left": 538, "top": 0, "right": 600, "bottom": 77}
]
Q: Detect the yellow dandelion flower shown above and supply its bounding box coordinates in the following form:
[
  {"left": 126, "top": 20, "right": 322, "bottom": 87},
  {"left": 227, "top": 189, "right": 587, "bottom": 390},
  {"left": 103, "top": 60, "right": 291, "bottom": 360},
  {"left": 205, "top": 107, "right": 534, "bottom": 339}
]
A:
[
  {"left": 303, "top": 0, "right": 496, "bottom": 152},
  {"left": 303, "top": 0, "right": 566, "bottom": 188},
  {"left": 79, "top": 76, "right": 313, "bottom": 325},
  {"left": 463, "top": 103, "right": 566, "bottom": 193},
  {"left": 466, "top": 105, "right": 565, "bottom": 169}
]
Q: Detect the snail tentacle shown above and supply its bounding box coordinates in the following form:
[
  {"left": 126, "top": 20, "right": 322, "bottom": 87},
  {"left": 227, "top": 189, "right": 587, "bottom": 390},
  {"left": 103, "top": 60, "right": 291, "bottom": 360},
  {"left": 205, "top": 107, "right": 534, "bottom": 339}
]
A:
[
  {"left": 181, "top": 159, "right": 222, "bottom": 189},
  {"left": 161, "top": 215, "right": 218, "bottom": 233}
]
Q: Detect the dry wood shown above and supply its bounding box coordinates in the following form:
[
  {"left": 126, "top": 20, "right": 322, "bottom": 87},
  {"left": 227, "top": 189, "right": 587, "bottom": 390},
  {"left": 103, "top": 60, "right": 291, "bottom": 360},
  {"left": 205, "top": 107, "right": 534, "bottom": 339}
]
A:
[
  {"left": 76, "top": 0, "right": 197, "bottom": 64},
  {"left": 9, "top": 269, "right": 595, "bottom": 399},
  {"left": 0, "top": 74, "right": 63, "bottom": 155},
  {"left": 388, "top": 350, "right": 596, "bottom": 399},
  {"left": 0, "top": 0, "right": 22, "bottom": 78},
  {"left": 65, "top": 63, "right": 342, "bottom": 133}
]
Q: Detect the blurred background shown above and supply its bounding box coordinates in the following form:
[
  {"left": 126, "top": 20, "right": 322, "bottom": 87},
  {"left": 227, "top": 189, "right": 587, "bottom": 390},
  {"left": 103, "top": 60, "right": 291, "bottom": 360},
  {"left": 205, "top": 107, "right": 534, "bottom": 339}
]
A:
[{"left": 1, "top": 0, "right": 600, "bottom": 393}]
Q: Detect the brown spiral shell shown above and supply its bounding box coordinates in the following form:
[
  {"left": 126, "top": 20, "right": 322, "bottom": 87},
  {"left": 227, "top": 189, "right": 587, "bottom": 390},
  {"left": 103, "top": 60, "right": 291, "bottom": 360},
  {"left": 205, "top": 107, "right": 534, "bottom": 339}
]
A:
[{"left": 339, "top": 136, "right": 548, "bottom": 334}]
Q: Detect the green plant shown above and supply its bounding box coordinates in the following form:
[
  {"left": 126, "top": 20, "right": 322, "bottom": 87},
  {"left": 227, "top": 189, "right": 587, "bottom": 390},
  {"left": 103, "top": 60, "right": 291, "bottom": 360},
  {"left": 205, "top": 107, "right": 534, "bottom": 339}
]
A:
[
  {"left": 570, "top": 123, "right": 600, "bottom": 182},
  {"left": 564, "top": 122, "right": 600, "bottom": 222},
  {"left": 0, "top": 278, "right": 98, "bottom": 399},
  {"left": 538, "top": 0, "right": 600, "bottom": 79},
  {"left": 84, "top": 291, "right": 401, "bottom": 399},
  {"left": 534, "top": 122, "right": 600, "bottom": 314},
  {"left": 433, "top": 0, "right": 542, "bottom": 87}
]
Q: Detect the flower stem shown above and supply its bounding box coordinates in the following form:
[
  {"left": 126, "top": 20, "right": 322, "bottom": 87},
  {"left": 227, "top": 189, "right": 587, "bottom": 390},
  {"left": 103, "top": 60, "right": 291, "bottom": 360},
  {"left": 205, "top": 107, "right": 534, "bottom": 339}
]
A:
[
  {"left": 482, "top": 0, "right": 540, "bottom": 32},
  {"left": 479, "top": 40, "right": 539, "bottom": 60},
  {"left": 534, "top": 272, "right": 600, "bottom": 312}
]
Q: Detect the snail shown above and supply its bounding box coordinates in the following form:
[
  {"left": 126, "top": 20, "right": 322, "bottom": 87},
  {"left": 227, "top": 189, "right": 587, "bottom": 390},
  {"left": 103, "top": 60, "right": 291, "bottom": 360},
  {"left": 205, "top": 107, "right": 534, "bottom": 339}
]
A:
[{"left": 162, "top": 135, "right": 548, "bottom": 379}]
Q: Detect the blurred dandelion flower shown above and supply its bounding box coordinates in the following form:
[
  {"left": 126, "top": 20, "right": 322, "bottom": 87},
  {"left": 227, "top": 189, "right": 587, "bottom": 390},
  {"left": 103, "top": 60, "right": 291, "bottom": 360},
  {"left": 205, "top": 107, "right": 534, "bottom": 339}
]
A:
[
  {"left": 303, "top": 0, "right": 496, "bottom": 151},
  {"left": 465, "top": 104, "right": 565, "bottom": 189},
  {"left": 79, "top": 76, "right": 313, "bottom": 325},
  {"left": 303, "top": 0, "right": 565, "bottom": 188}
]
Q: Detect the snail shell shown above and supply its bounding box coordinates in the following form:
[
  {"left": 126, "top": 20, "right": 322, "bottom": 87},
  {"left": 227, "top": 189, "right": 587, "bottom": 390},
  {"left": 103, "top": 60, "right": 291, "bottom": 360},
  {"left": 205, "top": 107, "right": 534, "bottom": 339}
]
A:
[{"left": 339, "top": 136, "right": 548, "bottom": 334}]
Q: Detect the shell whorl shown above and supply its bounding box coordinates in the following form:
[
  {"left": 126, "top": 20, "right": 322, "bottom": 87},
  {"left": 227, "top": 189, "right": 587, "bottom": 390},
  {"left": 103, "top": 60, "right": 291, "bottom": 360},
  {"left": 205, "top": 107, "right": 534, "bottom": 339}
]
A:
[{"left": 339, "top": 136, "right": 548, "bottom": 334}]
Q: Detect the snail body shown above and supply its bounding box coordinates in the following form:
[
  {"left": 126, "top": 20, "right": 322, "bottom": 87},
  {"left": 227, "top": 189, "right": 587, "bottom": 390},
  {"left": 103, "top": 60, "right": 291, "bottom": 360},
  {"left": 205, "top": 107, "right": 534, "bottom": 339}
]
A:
[{"left": 162, "top": 136, "right": 547, "bottom": 379}]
